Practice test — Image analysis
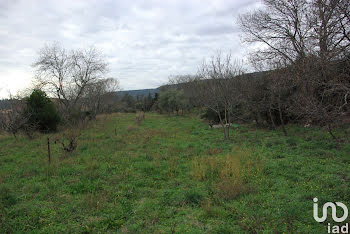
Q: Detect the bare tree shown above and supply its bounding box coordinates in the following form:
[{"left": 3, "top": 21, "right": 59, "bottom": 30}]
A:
[
  {"left": 194, "top": 53, "right": 245, "bottom": 140},
  {"left": 82, "top": 78, "right": 120, "bottom": 119},
  {"left": 239, "top": 0, "right": 350, "bottom": 139},
  {"left": 337, "top": 0, "right": 350, "bottom": 43},
  {"left": 239, "top": 0, "right": 313, "bottom": 66},
  {"left": 33, "top": 43, "right": 114, "bottom": 121},
  {"left": 311, "top": 0, "right": 350, "bottom": 64},
  {"left": 240, "top": 72, "right": 271, "bottom": 127},
  {"left": 266, "top": 67, "right": 296, "bottom": 135}
]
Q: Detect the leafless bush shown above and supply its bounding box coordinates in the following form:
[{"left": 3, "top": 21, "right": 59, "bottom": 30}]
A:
[
  {"left": 135, "top": 112, "right": 145, "bottom": 125},
  {"left": 0, "top": 98, "right": 32, "bottom": 139},
  {"left": 57, "top": 128, "right": 81, "bottom": 154}
]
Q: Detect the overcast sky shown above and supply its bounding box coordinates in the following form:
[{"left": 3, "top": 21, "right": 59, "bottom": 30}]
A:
[{"left": 0, "top": 0, "right": 261, "bottom": 98}]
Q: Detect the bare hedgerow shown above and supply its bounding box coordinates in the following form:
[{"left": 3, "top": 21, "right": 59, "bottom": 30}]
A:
[{"left": 239, "top": 0, "right": 350, "bottom": 140}]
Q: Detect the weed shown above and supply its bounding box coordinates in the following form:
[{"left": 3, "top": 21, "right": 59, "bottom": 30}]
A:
[
  {"left": 184, "top": 189, "right": 203, "bottom": 206},
  {"left": 0, "top": 186, "right": 17, "bottom": 208},
  {"left": 192, "top": 149, "right": 257, "bottom": 200}
]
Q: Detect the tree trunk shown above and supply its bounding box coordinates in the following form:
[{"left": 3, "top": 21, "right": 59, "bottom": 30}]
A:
[
  {"left": 224, "top": 107, "right": 230, "bottom": 139},
  {"left": 256, "top": 112, "right": 262, "bottom": 127},
  {"left": 278, "top": 97, "right": 287, "bottom": 136},
  {"left": 327, "top": 124, "right": 337, "bottom": 140},
  {"left": 47, "top": 137, "right": 51, "bottom": 165},
  {"left": 253, "top": 113, "right": 259, "bottom": 127},
  {"left": 217, "top": 111, "right": 228, "bottom": 140},
  {"left": 269, "top": 106, "right": 276, "bottom": 130},
  {"left": 221, "top": 122, "right": 228, "bottom": 140}
]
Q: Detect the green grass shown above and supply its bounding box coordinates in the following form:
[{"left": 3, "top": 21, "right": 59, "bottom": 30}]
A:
[{"left": 1, "top": 113, "right": 350, "bottom": 233}]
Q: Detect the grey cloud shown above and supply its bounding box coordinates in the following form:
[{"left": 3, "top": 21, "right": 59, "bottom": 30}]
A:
[
  {"left": 196, "top": 24, "right": 236, "bottom": 36},
  {"left": 0, "top": 0, "right": 260, "bottom": 96}
]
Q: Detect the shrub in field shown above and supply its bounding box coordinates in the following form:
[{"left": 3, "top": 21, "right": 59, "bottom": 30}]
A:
[
  {"left": 135, "top": 112, "right": 145, "bottom": 125},
  {"left": 0, "top": 98, "right": 35, "bottom": 139},
  {"left": 1, "top": 108, "right": 30, "bottom": 139},
  {"left": 57, "top": 128, "right": 81, "bottom": 153},
  {"left": 26, "top": 89, "right": 60, "bottom": 132}
]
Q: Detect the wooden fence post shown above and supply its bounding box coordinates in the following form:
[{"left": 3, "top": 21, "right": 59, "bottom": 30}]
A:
[{"left": 47, "top": 137, "right": 51, "bottom": 164}]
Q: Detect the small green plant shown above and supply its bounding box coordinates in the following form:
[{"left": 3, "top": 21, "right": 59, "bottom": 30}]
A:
[
  {"left": 0, "top": 185, "right": 17, "bottom": 208},
  {"left": 286, "top": 138, "right": 297, "bottom": 147},
  {"left": 184, "top": 189, "right": 203, "bottom": 206}
]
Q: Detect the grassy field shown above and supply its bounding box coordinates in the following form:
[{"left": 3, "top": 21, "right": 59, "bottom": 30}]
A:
[{"left": 1, "top": 113, "right": 350, "bottom": 233}]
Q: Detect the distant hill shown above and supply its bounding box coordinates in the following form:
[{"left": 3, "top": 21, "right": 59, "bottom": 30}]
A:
[
  {"left": 118, "top": 88, "right": 160, "bottom": 98},
  {"left": 117, "top": 72, "right": 266, "bottom": 98}
]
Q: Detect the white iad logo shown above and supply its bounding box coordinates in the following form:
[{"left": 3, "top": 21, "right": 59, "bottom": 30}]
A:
[{"left": 313, "top": 197, "right": 349, "bottom": 233}]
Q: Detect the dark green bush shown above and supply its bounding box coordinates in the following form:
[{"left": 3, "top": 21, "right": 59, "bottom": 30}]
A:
[{"left": 26, "top": 89, "right": 60, "bottom": 132}]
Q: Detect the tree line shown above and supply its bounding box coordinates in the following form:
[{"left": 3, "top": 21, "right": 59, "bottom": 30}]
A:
[{"left": 157, "top": 0, "right": 350, "bottom": 139}]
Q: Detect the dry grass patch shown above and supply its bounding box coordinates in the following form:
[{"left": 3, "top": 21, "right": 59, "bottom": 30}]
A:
[
  {"left": 192, "top": 148, "right": 259, "bottom": 200},
  {"left": 191, "top": 156, "right": 220, "bottom": 181},
  {"left": 206, "top": 148, "right": 223, "bottom": 155},
  {"left": 127, "top": 125, "right": 139, "bottom": 132},
  {"left": 166, "top": 156, "right": 179, "bottom": 178},
  {"left": 83, "top": 192, "right": 109, "bottom": 211}
]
